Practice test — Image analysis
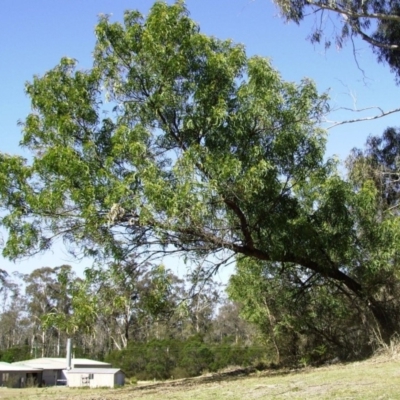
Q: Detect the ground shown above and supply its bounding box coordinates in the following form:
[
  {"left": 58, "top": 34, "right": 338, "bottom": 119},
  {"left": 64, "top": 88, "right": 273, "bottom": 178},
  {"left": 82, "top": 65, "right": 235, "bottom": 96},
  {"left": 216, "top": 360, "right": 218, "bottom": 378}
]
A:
[{"left": 1, "top": 355, "right": 400, "bottom": 399}]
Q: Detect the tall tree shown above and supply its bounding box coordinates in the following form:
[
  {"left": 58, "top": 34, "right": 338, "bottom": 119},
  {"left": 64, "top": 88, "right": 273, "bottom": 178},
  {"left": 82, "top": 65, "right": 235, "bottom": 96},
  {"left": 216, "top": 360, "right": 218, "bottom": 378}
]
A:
[
  {"left": 185, "top": 267, "right": 221, "bottom": 335},
  {"left": 0, "top": 1, "right": 399, "bottom": 340},
  {"left": 24, "top": 265, "right": 74, "bottom": 357},
  {"left": 0, "top": 269, "right": 7, "bottom": 293},
  {"left": 272, "top": 0, "right": 400, "bottom": 82},
  {"left": 43, "top": 261, "right": 184, "bottom": 350},
  {"left": 348, "top": 127, "right": 400, "bottom": 212},
  {"left": 0, "top": 274, "right": 28, "bottom": 353}
]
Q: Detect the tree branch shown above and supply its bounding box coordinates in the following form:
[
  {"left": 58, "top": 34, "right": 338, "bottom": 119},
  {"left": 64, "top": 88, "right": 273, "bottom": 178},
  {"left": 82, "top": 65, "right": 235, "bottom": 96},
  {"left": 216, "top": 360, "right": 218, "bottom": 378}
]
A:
[
  {"left": 327, "top": 106, "right": 400, "bottom": 129},
  {"left": 351, "top": 23, "right": 399, "bottom": 50},
  {"left": 307, "top": 1, "right": 400, "bottom": 22},
  {"left": 223, "top": 198, "right": 254, "bottom": 250}
]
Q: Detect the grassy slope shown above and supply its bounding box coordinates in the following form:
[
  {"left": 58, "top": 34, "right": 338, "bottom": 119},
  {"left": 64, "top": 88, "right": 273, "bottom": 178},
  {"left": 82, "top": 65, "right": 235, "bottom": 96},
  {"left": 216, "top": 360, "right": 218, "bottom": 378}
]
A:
[{"left": 1, "top": 356, "right": 400, "bottom": 399}]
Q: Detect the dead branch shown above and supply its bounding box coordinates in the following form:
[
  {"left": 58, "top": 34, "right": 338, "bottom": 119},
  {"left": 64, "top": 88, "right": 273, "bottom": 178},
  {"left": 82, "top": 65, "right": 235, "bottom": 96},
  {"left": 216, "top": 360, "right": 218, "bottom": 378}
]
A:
[{"left": 327, "top": 106, "right": 400, "bottom": 129}]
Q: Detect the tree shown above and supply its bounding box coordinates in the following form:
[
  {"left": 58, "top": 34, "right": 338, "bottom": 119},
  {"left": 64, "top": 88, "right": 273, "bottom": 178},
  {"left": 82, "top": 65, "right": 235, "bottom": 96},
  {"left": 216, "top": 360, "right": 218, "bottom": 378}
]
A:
[
  {"left": 228, "top": 258, "right": 375, "bottom": 364},
  {"left": 43, "top": 260, "right": 184, "bottom": 351},
  {"left": 23, "top": 266, "right": 74, "bottom": 357},
  {"left": 185, "top": 267, "right": 221, "bottom": 335},
  {"left": 0, "top": 270, "right": 7, "bottom": 293},
  {"left": 0, "top": 1, "right": 399, "bottom": 341},
  {"left": 348, "top": 127, "right": 400, "bottom": 212},
  {"left": 0, "top": 274, "right": 29, "bottom": 354},
  {"left": 211, "top": 300, "right": 256, "bottom": 345},
  {"left": 345, "top": 128, "right": 400, "bottom": 341},
  {"left": 272, "top": 0, "right": 400, "bottom": 82}
]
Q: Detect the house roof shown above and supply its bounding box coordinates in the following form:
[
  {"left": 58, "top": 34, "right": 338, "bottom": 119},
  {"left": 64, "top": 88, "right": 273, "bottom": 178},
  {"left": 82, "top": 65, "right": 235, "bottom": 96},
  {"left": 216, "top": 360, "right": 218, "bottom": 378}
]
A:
[
  {"left": 65, "top": 368, "right": 122, "bottom": 375},
  {"left": 0, "top": 362, "right": 42, "bottom": 372},
  {"left": 13, "top": 358, "right": 111, "bottom": 370}
]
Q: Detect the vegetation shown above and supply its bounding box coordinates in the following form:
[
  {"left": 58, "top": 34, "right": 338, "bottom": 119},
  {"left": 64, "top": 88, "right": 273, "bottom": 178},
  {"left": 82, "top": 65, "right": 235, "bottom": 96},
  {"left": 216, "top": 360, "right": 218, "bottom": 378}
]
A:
[
  {"left": 0, "top": 264, "right": 264, "bottom": 379},
  {"left": 272, "top": 0, "right": 400, "bottom": 82},
  {"left": 1, "top": 356, "right": 400, "bottom": 399},
  {"left": 2, "top": 0, "right": 400, "bottom": 381},
  {"left": 105, "top": 336, "right": 266, "bottom": 380}
]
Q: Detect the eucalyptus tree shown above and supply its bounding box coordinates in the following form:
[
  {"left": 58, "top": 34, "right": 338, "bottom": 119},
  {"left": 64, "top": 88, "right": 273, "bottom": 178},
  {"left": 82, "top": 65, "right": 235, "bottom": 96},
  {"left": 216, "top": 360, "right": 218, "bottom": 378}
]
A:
[
  {"left": 185, "top": 267, "right": 221, "bottom": 335},
  {"left": 272, "top": 0, "right": 400, "bottom": 82},
  {"left": 211, "top": 300, "right": 256, "bottom": 345},
  {"left": 0, "top": 274, "right": 28, "bottom": 352},
  {"left": 0, "top": 1, "right": 399, "bottom": 340},
  {"left": 23, "top": 265, "right": 74, "bottom": 356},
  {"left": 348, "top": 127, "right": 400, "bottom": 212}
]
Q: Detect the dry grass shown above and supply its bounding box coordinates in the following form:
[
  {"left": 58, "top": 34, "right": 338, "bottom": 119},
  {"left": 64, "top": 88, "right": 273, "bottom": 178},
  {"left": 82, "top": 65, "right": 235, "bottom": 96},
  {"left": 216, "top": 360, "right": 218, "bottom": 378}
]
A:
[{"left": 1, "top": 356, "right": 400, "bottom": 399}]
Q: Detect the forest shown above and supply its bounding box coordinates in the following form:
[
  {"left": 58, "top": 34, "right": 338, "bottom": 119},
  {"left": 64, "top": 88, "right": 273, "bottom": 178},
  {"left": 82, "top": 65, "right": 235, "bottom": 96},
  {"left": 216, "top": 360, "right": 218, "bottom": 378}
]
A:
[
  {"left": 2, "top": 0, "right": 400, "bottom": 380},
  {"left": 0, "top": 263, "right": 267, "bottom": 379}
]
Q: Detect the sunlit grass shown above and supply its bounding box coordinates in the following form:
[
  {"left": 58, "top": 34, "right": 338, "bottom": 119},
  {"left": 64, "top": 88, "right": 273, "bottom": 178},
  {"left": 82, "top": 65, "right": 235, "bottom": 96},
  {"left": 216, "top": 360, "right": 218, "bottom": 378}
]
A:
[{"left": 2, "top": 356, "right": 400, "bottom": 399}]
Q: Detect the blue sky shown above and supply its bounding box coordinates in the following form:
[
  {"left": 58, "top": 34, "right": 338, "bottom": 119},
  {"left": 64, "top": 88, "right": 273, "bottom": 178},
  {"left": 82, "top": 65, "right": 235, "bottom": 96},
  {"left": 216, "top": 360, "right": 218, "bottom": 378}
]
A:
[{"left": 1, "top": 0, "right": 400, "bottom": 279}]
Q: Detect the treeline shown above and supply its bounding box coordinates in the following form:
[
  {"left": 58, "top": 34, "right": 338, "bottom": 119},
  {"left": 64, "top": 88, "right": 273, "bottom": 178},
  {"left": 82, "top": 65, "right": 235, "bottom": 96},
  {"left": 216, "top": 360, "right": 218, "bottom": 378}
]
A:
[
  {"left": 0, "top": 263, "right": 270, "bottom": 378},
  {"left": 1, "top": 254, "right": 386, "bottom": 379}
]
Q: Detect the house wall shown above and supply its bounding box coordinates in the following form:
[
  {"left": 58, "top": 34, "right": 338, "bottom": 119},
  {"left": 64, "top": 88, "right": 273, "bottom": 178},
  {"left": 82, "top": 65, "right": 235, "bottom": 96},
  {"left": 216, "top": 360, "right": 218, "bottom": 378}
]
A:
[
  {"left": 90, "top": 373, "right": 114, "bottom": 388},
  {"left": 66, "top": 372, "right": 87, "bottom": 387},
  {"left": 114, "top": 371, "right": 125, "bottom": 386},
  {"left": 67, "top": 372, "right": 118, "bottom": 388},
  {"left": 1, "top": 372, "right": 25, "bottom": 388}
]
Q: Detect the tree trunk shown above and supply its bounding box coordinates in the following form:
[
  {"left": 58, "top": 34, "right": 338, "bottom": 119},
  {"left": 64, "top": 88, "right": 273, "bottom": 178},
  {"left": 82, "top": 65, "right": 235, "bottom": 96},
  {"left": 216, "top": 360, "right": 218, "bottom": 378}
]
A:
[
  {"left": 368, "top": 299, "right": 398, "bottom": 343},
  {"left": 41, "top": 331, "right": 45, "bottom": 357},
  {"left": 287, "top": 256, "right": 399, "bottom": 342}
]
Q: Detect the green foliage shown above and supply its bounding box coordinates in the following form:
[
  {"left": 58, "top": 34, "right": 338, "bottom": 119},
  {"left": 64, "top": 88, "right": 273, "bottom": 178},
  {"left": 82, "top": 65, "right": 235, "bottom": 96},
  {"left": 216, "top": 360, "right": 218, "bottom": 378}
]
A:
[
  {"left": 0, "top": 346, "right": 31, "bottom": 363},
  {"left": 273, "top": 0, "right": 400, "bottom": 82},
  {"left": 42, "top": 261, "right": 182, "bottom": 349},
  {"left": 1, "top": 0, "right": 400, "bottom": 350},
  {"left": 210, "top": 339, "right": 263, "bottom": 371},
  {"left": 178, "top": 335, "right": 214, "bottom": 376},
  {"left": 106, "top": 338, "right": 183, "bottom": 380},
  {"left": 228, "top": 257, "right": 374, "bottom": 364},
  {"left": 105, "top": 336, "right": 268, "bottom": 380},
  {"left": 0, "top": 1, "right": 329, "bottom": 268}
]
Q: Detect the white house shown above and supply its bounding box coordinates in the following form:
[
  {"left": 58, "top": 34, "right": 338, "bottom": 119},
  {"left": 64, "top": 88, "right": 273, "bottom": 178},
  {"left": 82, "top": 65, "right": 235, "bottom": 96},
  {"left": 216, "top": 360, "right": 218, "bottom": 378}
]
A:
[{"left": 12, "top": 358, "right": 112, "bottom": 386}]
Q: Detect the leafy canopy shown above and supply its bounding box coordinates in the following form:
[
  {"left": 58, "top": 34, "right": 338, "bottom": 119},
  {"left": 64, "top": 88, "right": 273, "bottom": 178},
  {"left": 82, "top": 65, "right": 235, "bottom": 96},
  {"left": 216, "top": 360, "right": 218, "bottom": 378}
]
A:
[
  {"left": 2, "top": 0, "right": 400, "bottom": 340},
  {"left": 0, "top": 1, "right": 331, "bottom": 270}
]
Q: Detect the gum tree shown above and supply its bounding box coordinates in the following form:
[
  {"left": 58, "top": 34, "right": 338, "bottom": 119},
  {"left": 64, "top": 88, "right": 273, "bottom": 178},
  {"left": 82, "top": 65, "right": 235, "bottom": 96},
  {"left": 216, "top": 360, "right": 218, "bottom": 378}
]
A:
[
  {"left": 273, "top": 0, "right": 400, "bottom": 82},
  {"left": 1, "top": 1, "right": 399, "bottom": 340}
]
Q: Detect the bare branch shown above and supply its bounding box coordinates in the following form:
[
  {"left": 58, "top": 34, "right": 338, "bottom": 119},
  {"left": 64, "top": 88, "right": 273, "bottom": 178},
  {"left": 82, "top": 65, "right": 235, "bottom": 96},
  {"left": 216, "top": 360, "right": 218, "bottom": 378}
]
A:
[
  {"left": 327, "top": 106, "right": 400, "bottom": 129},
  {"left": 350, "top": 34, "right": 369, "bottom": 85}
]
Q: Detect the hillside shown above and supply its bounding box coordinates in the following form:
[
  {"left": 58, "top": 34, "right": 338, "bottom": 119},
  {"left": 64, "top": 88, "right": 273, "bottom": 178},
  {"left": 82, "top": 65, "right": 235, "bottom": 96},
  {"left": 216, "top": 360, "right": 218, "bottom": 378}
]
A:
[{"left": 1, "top": 355, "right": 400, "bottom": 399}]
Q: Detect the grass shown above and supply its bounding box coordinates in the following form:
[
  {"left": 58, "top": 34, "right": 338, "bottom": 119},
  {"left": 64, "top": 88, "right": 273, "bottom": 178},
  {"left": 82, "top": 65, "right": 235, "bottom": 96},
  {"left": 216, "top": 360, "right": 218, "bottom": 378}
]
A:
[{"left": 1, "top": 355, "right": 400, "bottom": 399}]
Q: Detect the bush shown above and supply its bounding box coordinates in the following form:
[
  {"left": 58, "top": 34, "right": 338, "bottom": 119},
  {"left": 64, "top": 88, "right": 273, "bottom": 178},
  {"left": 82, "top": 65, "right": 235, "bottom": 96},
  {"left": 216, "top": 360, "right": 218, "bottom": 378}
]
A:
[
  {"left": 0, "top": 346, "right": 31, "bottom": 363},
  {"left": 105, "top": 336, "right": 270, "bottom": 380}
]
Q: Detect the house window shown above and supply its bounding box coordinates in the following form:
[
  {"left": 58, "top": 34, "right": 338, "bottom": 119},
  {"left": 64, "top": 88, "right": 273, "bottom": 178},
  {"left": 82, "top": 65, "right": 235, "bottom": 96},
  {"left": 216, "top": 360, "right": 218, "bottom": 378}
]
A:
[
  {"left": 2, "top": 373, "right": 9, "bottom": 382},
  {"left": 89, "top": 374, "right": 94, "bottom": 380},
  {"left": 81, "top": 376, "right": 90, "bottom": 385}
]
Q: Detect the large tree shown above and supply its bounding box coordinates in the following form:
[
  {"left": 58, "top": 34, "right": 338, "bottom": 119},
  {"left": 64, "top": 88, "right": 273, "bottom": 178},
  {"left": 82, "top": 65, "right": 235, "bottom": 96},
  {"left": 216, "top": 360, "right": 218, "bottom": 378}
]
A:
[
  {"left": 272, "top": 0, "right": 400, "bottom": 81},
  {"left": 0, "top": 1, "right": 399, "bottom": 340}
]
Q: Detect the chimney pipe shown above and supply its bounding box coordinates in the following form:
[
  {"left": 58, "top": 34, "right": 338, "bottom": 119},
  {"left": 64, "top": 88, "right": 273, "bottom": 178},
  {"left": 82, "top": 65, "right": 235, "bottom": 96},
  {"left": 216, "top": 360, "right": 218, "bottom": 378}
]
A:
[{"left": 66, "top": 338, "right": 72, "bottom": 370}]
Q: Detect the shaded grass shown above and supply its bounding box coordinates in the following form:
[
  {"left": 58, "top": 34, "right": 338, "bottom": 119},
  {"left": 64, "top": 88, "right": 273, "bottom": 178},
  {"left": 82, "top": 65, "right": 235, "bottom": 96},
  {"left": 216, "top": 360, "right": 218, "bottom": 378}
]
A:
[{"left": 1, "top": 356, "right": 400, "bottom": 399}]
